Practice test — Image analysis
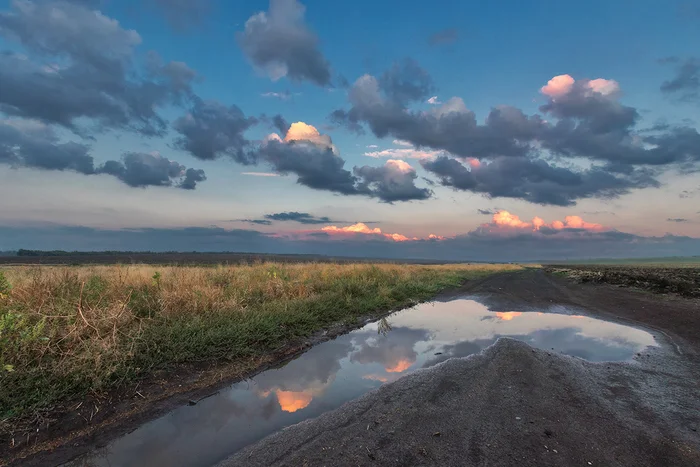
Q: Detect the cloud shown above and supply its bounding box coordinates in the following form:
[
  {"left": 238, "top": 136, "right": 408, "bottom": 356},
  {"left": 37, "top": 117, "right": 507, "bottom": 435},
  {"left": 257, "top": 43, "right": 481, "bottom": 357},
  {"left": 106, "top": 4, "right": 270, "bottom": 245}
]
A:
[
  {"left": 330, "top": 65, "right": 700, "bottom": 206},
  {"left": 0, "top": 120, "right": 205, "bottom": 189},
  {"left": 261, "top": 91, "right": 291, "bottom": 100},
  {"left": 179, "top": 168, "right": 207, "bottom": 189},
  {"left": 236, "top": 0, "right": 331, "bottom": 86},
  {"left": 173, "top": 98, "right": 258, "bottom": 163},
  {"left": 258, "top": 123, "right": 431, "bottom": 202},
  {"left": 318, "top": 221, "right": 444, "bottom": 243},
  {"left": 477, "top": 209, "right": 495, "bottom": 215},
  {"left": 379, "top": 58, "right": 434, "bottom": 105},
  {"left": 667, "top": 218, "right": 689, "bottom": 223},
  {"left": 150, "top": 0, "right": 211, "bottom": 31},
  {"left": 427, "top": 28, "right": 458, "bottom": 46},
  {"left": 0, "top": 1, "right": 197, "bottom": 137},
  {"left": 680, "top": 188, "right": 699, "bottom": 198},
  {"left": 354, "top": 159, "right": 433, "bottom": 203},
  {"left": 241, "top": 172, "right": 280, "bottom": 177},
  {"left": 540, "top": 74, "right": 575, "bottom": 97},
  {"left": 260, "top": 114, "right": 291, "bottom": 135},
  {"left": 264, "top": 212, "right": 333, "bottom": 224},
  {"left": 660, "top": 57, "right": 700, "bottom": 103},
  {"left": 422, "top": 155, "right": 655, "bottom": 206},
  {"left": 259, "top": 126, "right": 357, "bottom": 195},
  {"left": 241, "top": 219, "right": 273, "bottom": 226},
  {"left": 321, "top": 223, "right": 411, "bottom": 242},
  {"left": 426, "top": 96, "right": 441, "bottom": 105},
  {"left": 363, "top": 147, "right": 441, "bottom": 160},
  {"left": 3, "top": 218, "right": 700, "bottom": 262},
  {"left": 483, "top": 210, "right": 604, "bottom": 233},
  {"left": 98, "top": 152, "right": 205, "bottom": 189}
]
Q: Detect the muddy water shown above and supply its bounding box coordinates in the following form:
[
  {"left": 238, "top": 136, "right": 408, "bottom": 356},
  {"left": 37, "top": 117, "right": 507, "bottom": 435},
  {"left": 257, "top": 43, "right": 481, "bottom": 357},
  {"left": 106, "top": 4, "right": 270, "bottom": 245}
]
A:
[{"left": 70, "top": 298, "right": 656, "bottom": 467}]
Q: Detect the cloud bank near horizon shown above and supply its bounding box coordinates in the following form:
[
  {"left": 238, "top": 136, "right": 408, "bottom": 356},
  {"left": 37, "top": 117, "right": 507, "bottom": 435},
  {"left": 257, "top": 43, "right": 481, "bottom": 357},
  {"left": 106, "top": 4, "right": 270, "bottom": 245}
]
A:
[{"left": 3, "top": 210, "right": 698, "bottom": 261}]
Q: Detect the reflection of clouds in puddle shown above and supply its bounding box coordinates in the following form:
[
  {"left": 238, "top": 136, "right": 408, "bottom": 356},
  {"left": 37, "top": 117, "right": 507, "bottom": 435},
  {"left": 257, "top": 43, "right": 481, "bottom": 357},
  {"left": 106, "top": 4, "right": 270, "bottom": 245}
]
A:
[
  {"left": 495, "top": 311, "right": 522, "bottom": 321},
  {"left": 253, "top": 340, "right": 351, "bottom": 412},
  {"left": 363, "top": 374, "right": 389, "bottom": 383},
  {"left": 385, "top": 358, "right": 413, "bottom": 373},
  {"left": 350, "top": 327, "right": 429, "bottom": 374},
  {"left": 267, "top": 383, "right": 331, "bottom": 413}
]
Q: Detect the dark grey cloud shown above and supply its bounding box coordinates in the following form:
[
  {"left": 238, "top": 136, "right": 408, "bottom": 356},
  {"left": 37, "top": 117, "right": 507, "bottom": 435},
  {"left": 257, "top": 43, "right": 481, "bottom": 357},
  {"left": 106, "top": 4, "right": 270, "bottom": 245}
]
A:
[
  {"left": 330, "top": 63, "right": 700, "bottom": 206},
  {"left": 379, "top": 58, "right": 435, "bottom": 105},
  {"left": 667, "top": 218, "right": 689, "bottom": 223},
  {"left": 179, "top": 168, "right": 207, "bottom": 190},
  {"left": 236, "top": 0, "right": 331, "bottom": 86},
  {"left": 240, "top": 219, "right": 273, "bottom": 226},
  {"left": 354, "top": 161, "right": 432, "bottom": 203},
  {"left": 259, "top": 139, "right": 358, "bottom": 194},
  {"left": 98, "top": 152, "right": 203, "bottom": 189},
  {"left": 0, "top": 120, "right": 206, "bottom": 189},
  {"left": 660, "top": 57, "right": 700, "bottom": 103},
  {"left": 256, "top": 139, "right": 432, "bottom": 202},
  {"left": 427, "top": 28, "right": 458, "bottom": 46},
  {"left": 0, "top": 1, "right": 197, "bottom": 137},
  {"left": 0, "top": 120, "right": 94, "bottom": 173},
  {"left": 264, "top": 212, "right": 333, "bottom": 224},
  {"left": 173, "top": 98, "right": 258, "bottom": 163},
  {"left": 422, "top": 155, "right": 656, "bottom": 206},
  {"left": 539, "top": 79, "right": 638, "bottom": 132},
  {"left": 150, "top": 0, "right": 211, "bottom": 31},
  {"left": 260, "top": 114, "right": 290, "bottom": 135},
  {"left": 0, "top": 0, "right": 139, "bottom": 71}
]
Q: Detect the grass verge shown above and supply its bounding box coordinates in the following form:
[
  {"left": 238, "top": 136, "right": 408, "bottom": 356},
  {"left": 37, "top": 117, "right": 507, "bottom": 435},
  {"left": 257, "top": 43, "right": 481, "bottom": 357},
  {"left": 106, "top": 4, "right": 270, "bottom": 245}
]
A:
[{"left": 0, "top": 262, "right": 520, "bottom": 428}]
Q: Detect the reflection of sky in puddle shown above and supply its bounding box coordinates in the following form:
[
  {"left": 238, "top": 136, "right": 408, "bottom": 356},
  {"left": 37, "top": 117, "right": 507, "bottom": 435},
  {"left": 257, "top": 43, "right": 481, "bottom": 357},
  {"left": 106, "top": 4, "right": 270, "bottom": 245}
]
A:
[{"left": 72, "top": 299, "right": 656, "bottom": 467}]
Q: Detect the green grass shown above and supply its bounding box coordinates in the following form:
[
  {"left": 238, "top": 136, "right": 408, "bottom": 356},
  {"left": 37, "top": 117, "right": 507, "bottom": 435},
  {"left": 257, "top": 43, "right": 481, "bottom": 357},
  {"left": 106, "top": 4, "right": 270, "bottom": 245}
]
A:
[{"left": 0, "top": 262, "right": 520, "bottom": 425}]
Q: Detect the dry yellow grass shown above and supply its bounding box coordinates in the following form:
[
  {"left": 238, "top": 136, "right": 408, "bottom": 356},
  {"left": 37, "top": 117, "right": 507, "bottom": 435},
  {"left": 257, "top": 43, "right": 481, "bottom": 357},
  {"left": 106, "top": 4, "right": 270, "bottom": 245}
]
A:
[{"left": 0, "top": 262, "right": 522, "bottom": 423}]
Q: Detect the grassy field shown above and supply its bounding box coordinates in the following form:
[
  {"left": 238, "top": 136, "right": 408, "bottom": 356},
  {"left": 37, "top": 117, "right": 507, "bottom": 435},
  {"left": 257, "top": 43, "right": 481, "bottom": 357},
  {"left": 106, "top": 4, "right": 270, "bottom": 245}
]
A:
[{"left": 0, "top": 262, "right": 520, "bottom": 428}]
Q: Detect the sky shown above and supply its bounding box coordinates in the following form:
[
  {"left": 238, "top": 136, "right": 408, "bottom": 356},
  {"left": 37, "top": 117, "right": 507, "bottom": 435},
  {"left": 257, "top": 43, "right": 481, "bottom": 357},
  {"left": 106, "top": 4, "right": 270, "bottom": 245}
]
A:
[{"left": 0, "top": 0, "right": 699, "bottom": 261}]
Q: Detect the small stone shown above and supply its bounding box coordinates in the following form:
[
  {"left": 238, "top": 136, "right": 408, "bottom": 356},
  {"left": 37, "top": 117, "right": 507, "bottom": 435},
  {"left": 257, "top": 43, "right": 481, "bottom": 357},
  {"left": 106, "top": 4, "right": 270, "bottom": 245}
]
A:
[{"left": 515, "top": 417, "right": 521, "bottom": 420}]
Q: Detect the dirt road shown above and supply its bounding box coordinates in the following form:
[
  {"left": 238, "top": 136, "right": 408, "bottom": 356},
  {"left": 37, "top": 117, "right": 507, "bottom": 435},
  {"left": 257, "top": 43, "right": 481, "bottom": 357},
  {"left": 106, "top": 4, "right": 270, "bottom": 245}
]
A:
[{"left": 220, "top": 269, "right": 700, "bottom": 466}]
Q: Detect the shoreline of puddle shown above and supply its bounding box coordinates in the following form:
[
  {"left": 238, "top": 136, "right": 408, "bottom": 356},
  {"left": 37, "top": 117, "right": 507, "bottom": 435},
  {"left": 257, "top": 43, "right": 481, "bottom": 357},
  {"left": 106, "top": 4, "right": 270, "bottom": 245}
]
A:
[{"left": 66, "top": 295, "right": 660, "bottom": 467}]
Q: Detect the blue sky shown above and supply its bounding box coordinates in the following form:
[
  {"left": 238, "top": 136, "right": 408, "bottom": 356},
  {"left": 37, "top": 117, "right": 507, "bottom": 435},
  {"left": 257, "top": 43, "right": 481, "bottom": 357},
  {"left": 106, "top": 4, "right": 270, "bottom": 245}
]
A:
[{"left": 0, "top": 0, "right": 699, "bottom": 260}]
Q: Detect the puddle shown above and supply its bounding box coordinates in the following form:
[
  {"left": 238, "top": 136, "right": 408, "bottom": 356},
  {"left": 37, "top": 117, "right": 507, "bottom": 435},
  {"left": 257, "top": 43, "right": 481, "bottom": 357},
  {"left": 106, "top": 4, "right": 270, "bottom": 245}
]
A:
[{"left": 70, "top": 298, "right": 656, "bottom": 467}]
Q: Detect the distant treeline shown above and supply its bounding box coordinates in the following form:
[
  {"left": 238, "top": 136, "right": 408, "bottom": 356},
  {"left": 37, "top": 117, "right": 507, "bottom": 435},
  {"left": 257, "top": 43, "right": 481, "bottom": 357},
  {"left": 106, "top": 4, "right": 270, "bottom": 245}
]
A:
[
  {"left": 15, "top": 249, "right": 255, "bottom": 257},
  {"left": 13, "top": 250, "right": 337, "bottom": 258}
]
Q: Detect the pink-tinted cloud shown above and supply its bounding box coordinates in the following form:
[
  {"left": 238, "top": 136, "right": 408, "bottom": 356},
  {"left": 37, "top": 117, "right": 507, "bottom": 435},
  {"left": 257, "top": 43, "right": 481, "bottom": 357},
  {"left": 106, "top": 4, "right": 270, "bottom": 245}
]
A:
[
  {"left": 540, "top": 74, "right": 575, "bottom": 97},
  {"left": 486, "top": 210, "right": 604, "bottom": 232},
  {"left": 541, "top": 74, "right": 620, "bottom": 98},
  {"left": 492, "top": 210, "right": 531, "bottom": 229},
  {"left": 586, "top": 78, "right": 620, "bottom": 96},
  {"left": 319, "top": 222, "right": 440, "bottom": 243}
]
